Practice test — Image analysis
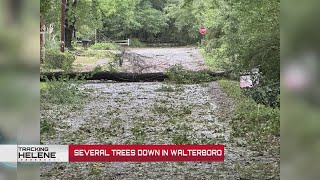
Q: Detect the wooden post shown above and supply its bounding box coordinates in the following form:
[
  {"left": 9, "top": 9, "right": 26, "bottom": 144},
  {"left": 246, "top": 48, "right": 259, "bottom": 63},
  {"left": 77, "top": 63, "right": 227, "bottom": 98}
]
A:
[{"left": 61, "top": 0, "right": 66, "bottom": 52}]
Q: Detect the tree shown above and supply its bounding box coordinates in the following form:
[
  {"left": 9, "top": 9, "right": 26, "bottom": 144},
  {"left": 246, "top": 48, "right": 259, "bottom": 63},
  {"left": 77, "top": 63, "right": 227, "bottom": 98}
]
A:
[{"left": 40, "top": 0, "right": 118, "bottom": 48}]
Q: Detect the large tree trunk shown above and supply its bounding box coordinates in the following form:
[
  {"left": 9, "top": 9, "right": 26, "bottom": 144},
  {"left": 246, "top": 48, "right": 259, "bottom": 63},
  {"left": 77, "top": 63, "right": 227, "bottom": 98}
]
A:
[
  {"left": 64, "top": 22, "right": 74, "bottom": 48},
  {"left": 40, "top": 71, "right": 229, "bottom": 82},
  {"left": 41, "top": 72, "right": 167, "bottom": 82},
  {"left": 64, "top": 0, "right": 77, "bottom": 49}
]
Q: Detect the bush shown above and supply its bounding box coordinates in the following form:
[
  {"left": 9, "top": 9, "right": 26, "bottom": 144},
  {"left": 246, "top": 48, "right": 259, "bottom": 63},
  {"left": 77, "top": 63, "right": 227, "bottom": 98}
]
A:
[
  {"left": 165, "top": 65, "right": 217, "bottom": 84},
  {"left": 90, "top": 43, "right": 120, "bottom": 50},
  {"left": 129, "top": 38, "right": 145, "bottom": 48},
  {"left": 41, "top": 76, "right": 86, "bottom": 105},
  {"left": 242, "top": 83, "right": 280, "bottom": 108},
  {"left": 44, "top": 49, "right": 75, "bottom": 70},
  {"left": 219, "top": 80, "right": 280, "bottom": 138}
]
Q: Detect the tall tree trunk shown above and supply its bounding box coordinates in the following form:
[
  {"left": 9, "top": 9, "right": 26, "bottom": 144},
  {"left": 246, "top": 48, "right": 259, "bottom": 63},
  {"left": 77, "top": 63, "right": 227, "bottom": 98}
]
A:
[
  {"left": 64, "top": 21, "right": 74, "bottom": 48},
  {"left": 64, "top": 0, "right": 78, "bottom": 48}
]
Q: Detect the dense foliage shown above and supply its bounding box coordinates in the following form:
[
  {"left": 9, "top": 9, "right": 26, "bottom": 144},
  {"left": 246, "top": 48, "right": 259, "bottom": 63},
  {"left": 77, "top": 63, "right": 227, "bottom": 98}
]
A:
[
  {"left": 41, "top": 0, "right": 279, "bottom": 73},
  {"left": 41, "top": 0, "right": 280, "bottom": 107},
  {"left": 219, "top": 80, "right": 279, "bottom": 154},
  {"left": 40, "top": 0, "right": 201, "bottom": 46},
  {"left": 172, "top": 0, "right": 280, "bottom": 107}
]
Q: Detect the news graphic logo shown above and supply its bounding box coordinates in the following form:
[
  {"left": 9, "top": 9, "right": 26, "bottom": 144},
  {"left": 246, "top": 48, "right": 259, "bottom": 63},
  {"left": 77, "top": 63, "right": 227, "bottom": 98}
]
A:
[
  {"left": 69, "top": 145, "right": 224, "bottom": 162},
  {"left": 18, "top": 145, "right": 69, "bottom": 163},
  {"left": 1, "top": 144, "right": 225, "bottom": 165}
]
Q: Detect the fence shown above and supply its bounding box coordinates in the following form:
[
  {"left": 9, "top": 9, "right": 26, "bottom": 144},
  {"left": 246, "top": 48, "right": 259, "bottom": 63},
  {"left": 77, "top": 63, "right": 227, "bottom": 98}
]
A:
[{"left": 100, "top": 39, "right": 130, "bottom": 46}]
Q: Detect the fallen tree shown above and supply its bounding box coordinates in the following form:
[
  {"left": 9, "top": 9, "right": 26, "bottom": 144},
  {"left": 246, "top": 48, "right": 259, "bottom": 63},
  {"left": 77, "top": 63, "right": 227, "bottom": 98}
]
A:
[{"left": 40, "top": 70, "right": 228, "bottom": 82}]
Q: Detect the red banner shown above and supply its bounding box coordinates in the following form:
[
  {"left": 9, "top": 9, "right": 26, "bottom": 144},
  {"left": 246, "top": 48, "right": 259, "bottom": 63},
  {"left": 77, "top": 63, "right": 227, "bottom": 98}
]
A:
[{"left": 69, "top": 145, "right": 224, "bottom": 162}]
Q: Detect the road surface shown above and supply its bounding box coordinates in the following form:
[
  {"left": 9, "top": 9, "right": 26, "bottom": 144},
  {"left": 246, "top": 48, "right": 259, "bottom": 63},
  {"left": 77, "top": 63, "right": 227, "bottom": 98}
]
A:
[{"left": 41, "top": 47, "right": 279, "bottom": 179}]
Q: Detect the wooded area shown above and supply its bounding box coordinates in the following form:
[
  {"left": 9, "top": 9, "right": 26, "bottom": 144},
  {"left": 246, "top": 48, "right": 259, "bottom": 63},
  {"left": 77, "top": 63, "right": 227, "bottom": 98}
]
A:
[{"left": 41, "top": 0, "right": 279, "bottom": 83}]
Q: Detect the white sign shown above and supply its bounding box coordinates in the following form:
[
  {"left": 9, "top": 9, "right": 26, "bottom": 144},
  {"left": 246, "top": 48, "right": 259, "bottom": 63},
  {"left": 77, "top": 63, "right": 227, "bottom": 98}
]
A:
[
  {"left": 240, "top": 68, "right": 260, "bottom": 88},
  {"left": 240, "top": 75, "right": 253, "bottom": 88}
]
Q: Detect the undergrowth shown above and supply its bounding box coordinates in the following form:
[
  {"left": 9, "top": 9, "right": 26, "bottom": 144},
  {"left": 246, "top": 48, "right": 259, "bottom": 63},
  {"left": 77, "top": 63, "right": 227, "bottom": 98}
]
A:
[
  {"left": 165, "top": 65, "right": 217, "bottom": 84},
  {"left": 44, "top": 49, "right": 76, "bottom": 71},
  {"left": 90, "top": 43, "right": 120, "bottom": 50},
  {"left": 40, "top": 75, "right": 91, "bottom": 106},
  {"left": 219, "top": 80, "right": 280, "bottom": 154},
  {"left": 129, "top": 38, "right": 146, "bottom": 48},
  {"left": 40, "top": 75, "right": 90, "bottom": 139}
]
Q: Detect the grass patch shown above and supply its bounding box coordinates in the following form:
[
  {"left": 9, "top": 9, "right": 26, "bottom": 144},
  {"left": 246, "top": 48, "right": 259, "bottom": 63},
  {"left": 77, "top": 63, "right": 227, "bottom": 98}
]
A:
[
  {"left": 152, "top": 104, "right": 192, "bottom": 117},
  {"left": 219, "top": 80, "right": 280, "bottom": 153},
  {"left": 41, "top": 119, "right": 56, "bottom": 135},
  {"left": 90, "top": 43, "right": 120, "bottom": 50},
  {"left": 74, "top": 56, "right": 100, "bottom": 64},
  {"left": 79, "top": 50, "right": 114, "bottom": 59}
]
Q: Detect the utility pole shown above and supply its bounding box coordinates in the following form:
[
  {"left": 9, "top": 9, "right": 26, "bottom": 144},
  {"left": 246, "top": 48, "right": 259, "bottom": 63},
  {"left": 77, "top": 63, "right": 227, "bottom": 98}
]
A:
[{"left": 60, "top": 0, "right": 66, "bottom": 52}]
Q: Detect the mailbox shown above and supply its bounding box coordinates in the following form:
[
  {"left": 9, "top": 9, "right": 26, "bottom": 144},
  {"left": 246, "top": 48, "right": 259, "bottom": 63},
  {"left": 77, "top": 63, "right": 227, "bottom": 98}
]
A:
[{"left": 82, "top": 39, "right": 91, "bottom": 49}]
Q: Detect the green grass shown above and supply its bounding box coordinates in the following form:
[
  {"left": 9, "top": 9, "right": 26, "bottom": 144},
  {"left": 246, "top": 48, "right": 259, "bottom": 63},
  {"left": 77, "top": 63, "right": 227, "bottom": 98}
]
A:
[
  {"left": 152, "top": 104, "right": 192, "bottom": 117},
  {"left": 90, "top": 43, "right": 120, "bottom": 50},
  {"left": 74, "top": 56, "right": 100, "bottom": 64},
  {"left": 219, "top": 80, "right": 280, "bottom": 154},
  {"left": 41, "top": 118, "right": 56, "bottom": 135},
  {"left": 81, "top": 50, "right": 114, "bottom": 59}
]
